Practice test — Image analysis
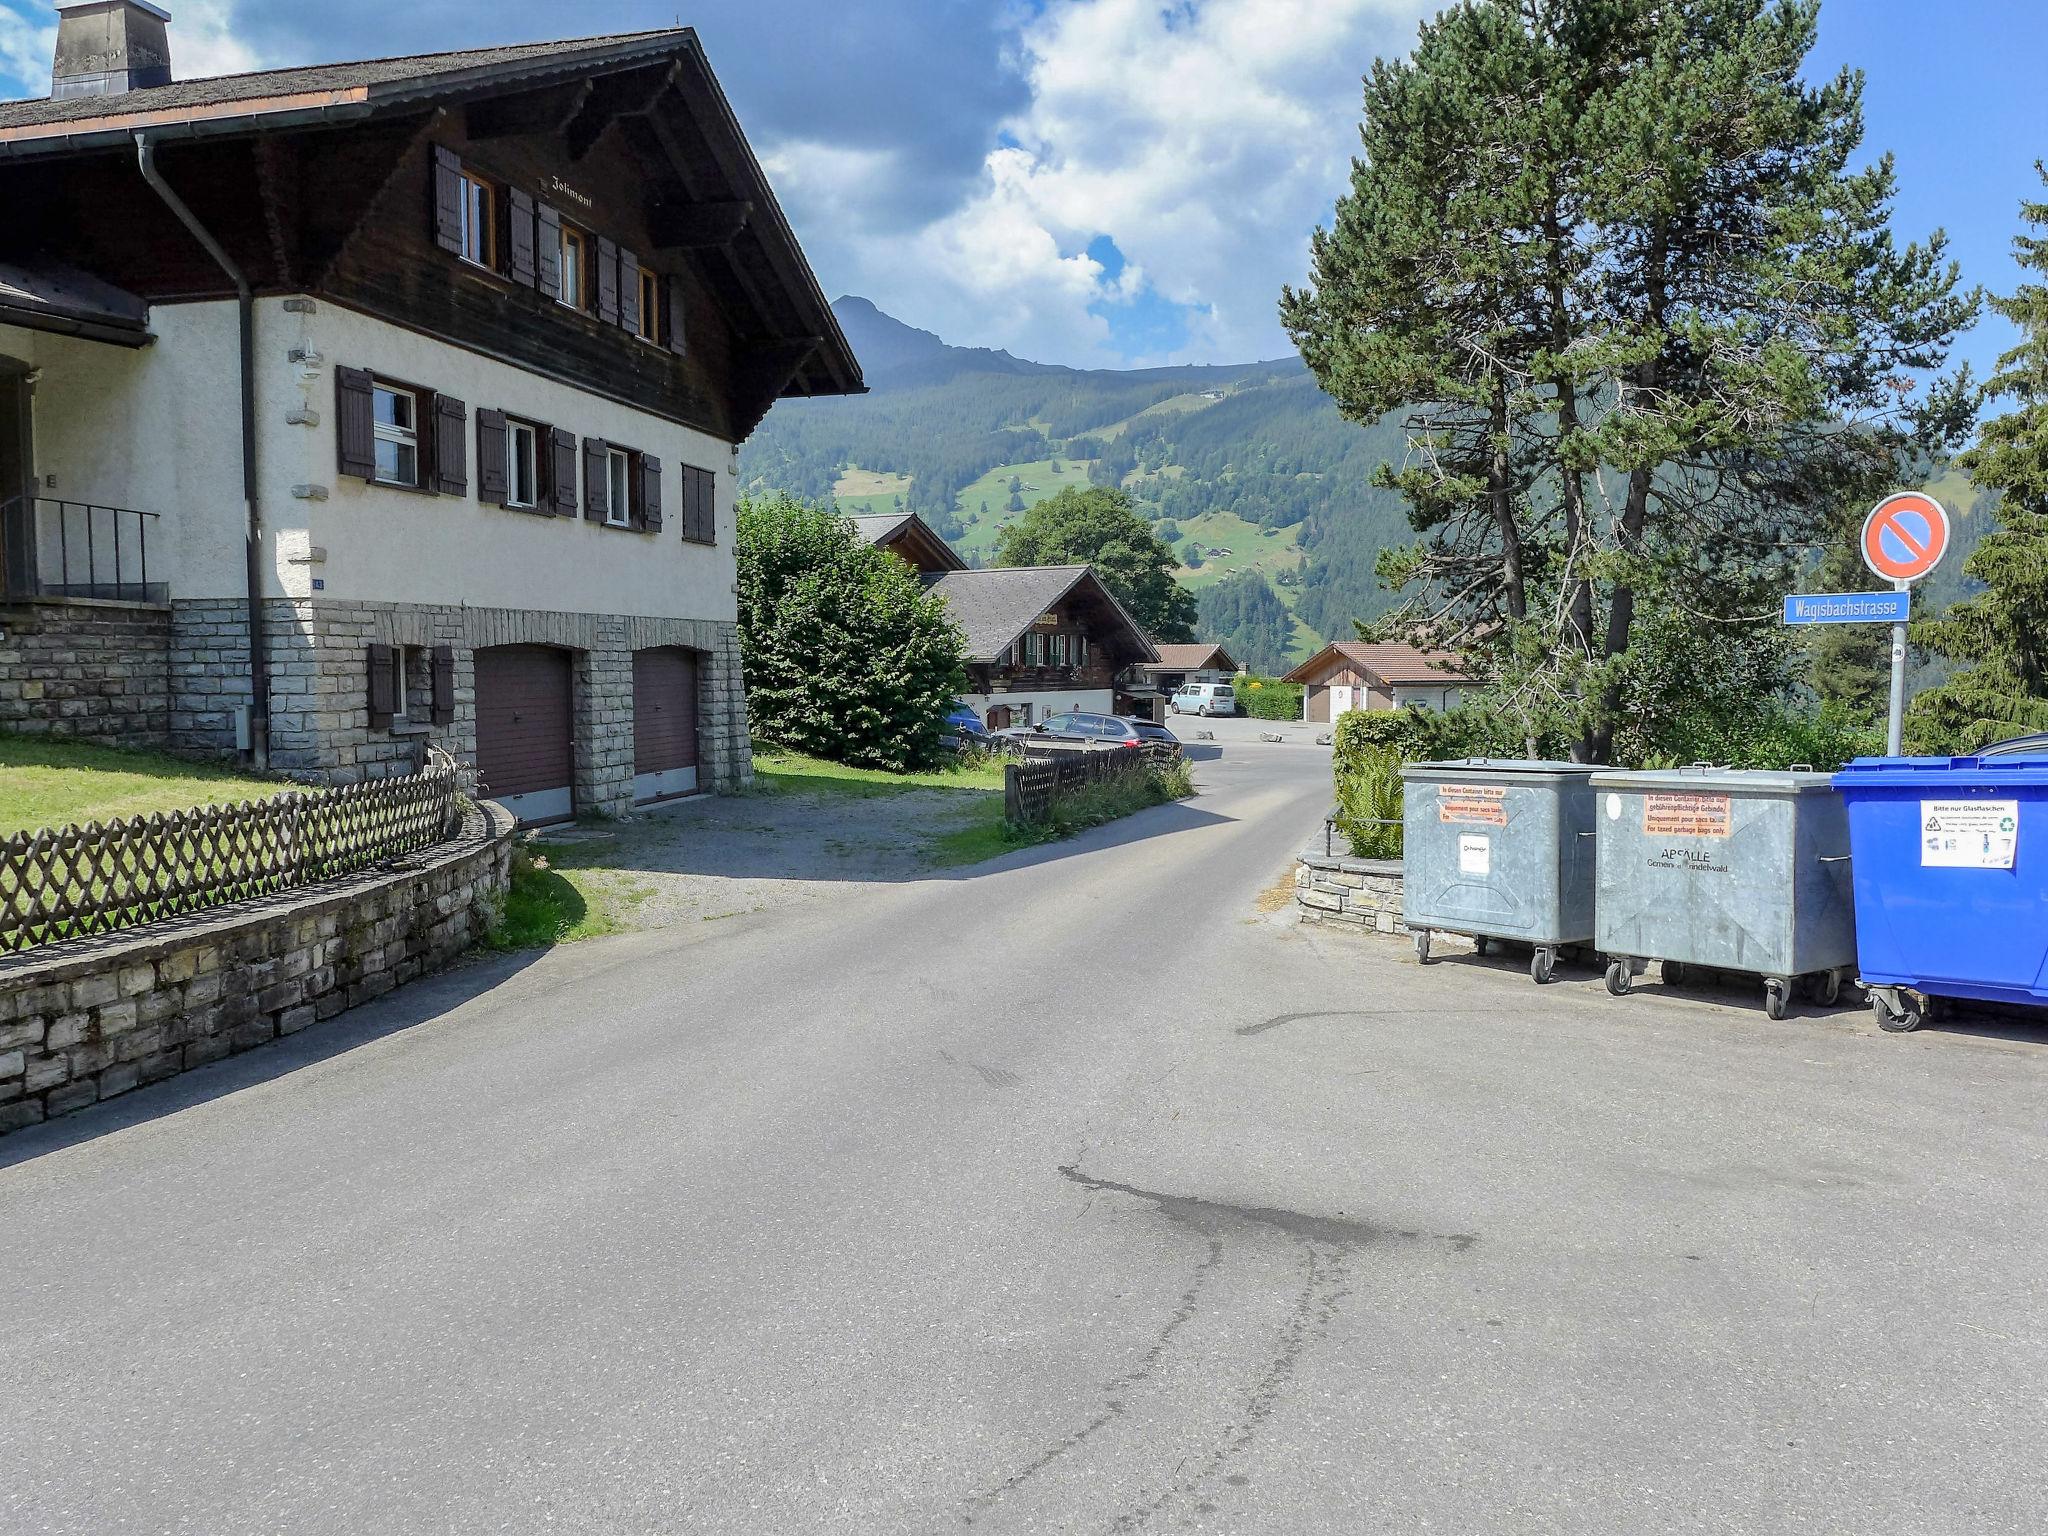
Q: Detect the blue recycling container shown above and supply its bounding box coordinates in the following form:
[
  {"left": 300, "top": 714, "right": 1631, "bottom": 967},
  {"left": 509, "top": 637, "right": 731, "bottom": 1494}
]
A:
[{"left": 1833, "top": 736, "right": 2048, "bottom": 1030}]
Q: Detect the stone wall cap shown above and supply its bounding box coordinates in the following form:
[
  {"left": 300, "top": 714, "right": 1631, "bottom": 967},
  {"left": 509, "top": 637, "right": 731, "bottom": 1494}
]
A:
[{"left": 1296, "top": 849, "right": 1403, "bottom": 878}]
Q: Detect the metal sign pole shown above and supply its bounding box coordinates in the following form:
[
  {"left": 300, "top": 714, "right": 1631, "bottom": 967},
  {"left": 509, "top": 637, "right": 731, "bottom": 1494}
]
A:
[{"left": 1887, "top": 579, "right": 1909, "bottom": 757}]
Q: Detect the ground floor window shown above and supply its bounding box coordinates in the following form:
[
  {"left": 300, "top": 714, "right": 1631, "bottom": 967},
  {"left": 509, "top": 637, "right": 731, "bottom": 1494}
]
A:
[
  {"left": 372, "top": 383, "right": 419, "bottom": 487},
  {"left": 606, "top": 447, "right": 632, "bottom": 527},
  {"left": 507, "top": 420, "right": 540, "bottom": 509}
]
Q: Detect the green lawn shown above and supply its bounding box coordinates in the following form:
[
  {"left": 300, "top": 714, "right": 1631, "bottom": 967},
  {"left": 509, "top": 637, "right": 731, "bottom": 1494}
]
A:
[
  {"left": 0, "top": 734, "right": 285, "bottom": 837},
  {"left": 750, "top": 747, "right": 1006, "bottom": 796},
  {"left": 830, "top": 466, "right": 916, "bottom": 519},
  {"left": 952, "top": 457, "right": 1099, "bottom": 560}
]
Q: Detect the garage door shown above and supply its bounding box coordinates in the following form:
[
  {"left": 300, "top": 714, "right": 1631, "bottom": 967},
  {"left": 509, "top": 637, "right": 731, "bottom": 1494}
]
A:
[
  {"left": 474, "top": 645, "right": 574, "bottom": 824},
  {"left": 633, "top": 647, "right": 700, "bottom": 803}
]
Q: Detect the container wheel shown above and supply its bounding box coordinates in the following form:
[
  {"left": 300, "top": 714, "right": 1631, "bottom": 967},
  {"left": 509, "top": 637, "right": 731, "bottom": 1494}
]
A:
[
  {"left": 1413, "top": 929, "right": 1433, "bottom": 965},
  {"left": 1874, "top": 991, "right": 1923, "bottom": 1033},
  {"left": 1473, "top": 935, "right": 1492, "bottom": 957},
  {"left": 1764, "top": 978, "right": 1789, "bottom": 1020},
  {"left": 1531, "top": 947, "right": 1557, "bottom": 986},
  {"left": 1604, "top": 959, "right": 1632, "bottom": 998}
]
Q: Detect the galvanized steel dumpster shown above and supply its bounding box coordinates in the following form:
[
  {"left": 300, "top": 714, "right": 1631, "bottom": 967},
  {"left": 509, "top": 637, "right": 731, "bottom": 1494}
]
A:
[
  {"left": 1401, "top": 760, "right": 1600, "bottom": 984},
  {"left": 1833, "top": 737, "right": 2048, "bottom": 1031},
  {"left": 1589, "top": 767, "right": 1858, "bottom": 1017}
]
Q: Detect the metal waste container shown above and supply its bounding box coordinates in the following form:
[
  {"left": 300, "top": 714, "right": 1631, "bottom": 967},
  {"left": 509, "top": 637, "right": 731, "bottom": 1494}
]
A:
[
  {"left": 1833, "top": 735, "right": 2048, "bottom": 1031},
  {"left": 1401, "top": 759, "right": 1600, "bottom": 983},
  {"left": 1589, "top": 767, "right": 1857, "bottom": 1017}
]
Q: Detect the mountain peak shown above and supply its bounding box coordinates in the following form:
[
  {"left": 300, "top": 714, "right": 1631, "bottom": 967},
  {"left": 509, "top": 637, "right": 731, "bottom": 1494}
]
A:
[{"left": 833, "top": 295, "right": 1054, "bottom": 386}]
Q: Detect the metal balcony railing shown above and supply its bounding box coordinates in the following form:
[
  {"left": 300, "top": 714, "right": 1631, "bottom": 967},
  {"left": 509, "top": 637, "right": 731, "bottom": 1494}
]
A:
[{"left": 0, "top": 495, "right": 166, "bottom": 604}]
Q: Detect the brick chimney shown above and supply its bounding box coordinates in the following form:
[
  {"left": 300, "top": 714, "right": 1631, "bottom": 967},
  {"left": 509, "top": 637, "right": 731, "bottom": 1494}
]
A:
[{"left": 50, "top": 0, "right": 173, "bottom": 101}]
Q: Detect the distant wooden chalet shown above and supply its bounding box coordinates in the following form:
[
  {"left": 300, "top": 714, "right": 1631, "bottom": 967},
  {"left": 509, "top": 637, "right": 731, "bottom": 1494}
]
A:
[
  {"left": 1132, "top": 643, "right": 1240, "bottom": 695},
  {"left": 1284, "top": 641, "right": 1472, "bottom": 722},
  {"left": 852, "top": 510, "right": 1156, "bottom": 727},
  {"left": 0, "top": 5, "right": 861, "bottom": 821}
]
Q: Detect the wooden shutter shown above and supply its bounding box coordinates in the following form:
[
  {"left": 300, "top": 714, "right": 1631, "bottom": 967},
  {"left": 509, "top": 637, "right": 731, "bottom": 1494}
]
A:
[
  {"left": 535, "top": 202, "right": 563, "bottom": 300},
  {"left": 680, "top": 464, "right": 715, "bottom": 544},
  {"left": 583, "top": 438, "right": 610, "bottom": 522},
  {"left": 638, "top": 454, "right": 663, "bottom": 533},
  {"left": 430, "top": 645, "right": 456, "bottom": 726},
  {"left": 432, "top": 145, "right": 464, "bottom": 255},
  {"left": 506, "top": 187, "right": 537, "bottom": 288},
  {"left": 476, "top": 408, "right": 509, "bottom": 505},
  {"left": 367, "top": 643, "right": 398, "bottom": 727},
  {"left": 618, "top": 247, "right": 641, "bottom": 335},
  {"left": 595, "top": 236, "right": 620, "bottom": 325},
  {"left": 666, "top": 274, "right": 689, "bottom": 355},
  {"left": 431, "top": 393, "right": 468, "bottom": 495},
  {"left": 549, "top": 426, "right": 578, "bottom": 516},
  {"left": 335, "top": 366, "right": 376, "bottom": 480}
]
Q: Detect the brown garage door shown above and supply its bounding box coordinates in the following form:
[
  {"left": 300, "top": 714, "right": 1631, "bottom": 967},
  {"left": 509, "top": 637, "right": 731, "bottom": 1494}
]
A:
[
  {"left": 474, "top": 645, "right": 574, "bottom": 824},
  {"left": 633, "top": 647, "right": 700, "bottom": 803}
]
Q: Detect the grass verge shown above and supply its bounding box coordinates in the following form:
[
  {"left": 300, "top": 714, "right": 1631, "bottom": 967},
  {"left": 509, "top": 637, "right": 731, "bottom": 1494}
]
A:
[
  {"left": 751, "top": 747, "right": 1007, "bottom": 797},
  {"left": 0, "top": 732, "right": 284, "bottom": 836}
]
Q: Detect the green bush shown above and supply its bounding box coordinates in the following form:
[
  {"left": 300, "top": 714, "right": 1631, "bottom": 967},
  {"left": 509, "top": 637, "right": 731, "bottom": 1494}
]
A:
[
  {"left": 1236, "top": 675, "right": 1303, "bottom": 720},
  {"left": 1334, "top": 742, "right": 1404, "bottom": 859},
  {"left": 736, "top": 493, "right": 969, "bottom": 771},
  {"left": 1021, "top": 758, "right": 1194, "bottom": 840}
]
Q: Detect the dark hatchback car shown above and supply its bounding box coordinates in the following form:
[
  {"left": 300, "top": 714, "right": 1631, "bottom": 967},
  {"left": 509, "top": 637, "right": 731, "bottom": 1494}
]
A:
[{"left": 994, "top": 712, "right": 1179, "bottom": 751}]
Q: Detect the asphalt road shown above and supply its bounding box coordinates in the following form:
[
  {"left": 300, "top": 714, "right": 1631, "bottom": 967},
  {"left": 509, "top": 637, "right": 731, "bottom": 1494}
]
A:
[{"left": 5, "top": 734, "right": 2048, "bottom": 1534}]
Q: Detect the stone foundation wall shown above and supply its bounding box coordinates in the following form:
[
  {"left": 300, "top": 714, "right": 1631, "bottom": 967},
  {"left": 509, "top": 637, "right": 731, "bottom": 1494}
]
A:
[
  {"left": 1295, "top": 849, "right": 1408, "bottom": 935},
  {"left": 166, "top": 598, "right": 754, "bottom": 808},
  {"left": 0, "top": 801, "right": 516, "bottom": 1137},
  {"left": 0, "top": 598, "right": 171, "bottom": 746}
]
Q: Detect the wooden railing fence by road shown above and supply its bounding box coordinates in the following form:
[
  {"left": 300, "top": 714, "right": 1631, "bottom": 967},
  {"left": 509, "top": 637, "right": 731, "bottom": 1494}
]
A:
[
  {"left": 1003, "top": 740, "right": 1181, "bottom": 824},
  {"left": 0, "top": 768, "right": 461, "bottom": 954}
]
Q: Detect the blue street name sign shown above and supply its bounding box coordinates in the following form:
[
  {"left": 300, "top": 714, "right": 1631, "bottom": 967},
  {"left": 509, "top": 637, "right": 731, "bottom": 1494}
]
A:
[{"left": 1782, "top": 590, "right": 1911, "bottom": 625}]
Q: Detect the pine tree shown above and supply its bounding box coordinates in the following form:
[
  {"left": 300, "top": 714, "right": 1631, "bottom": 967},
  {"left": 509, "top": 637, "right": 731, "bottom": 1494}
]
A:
[
  {"left": 1281, "top": 0, "right": 1977, "bottom": 762},
  {"left": 1907, "top": 168, "right": 2048, "bottom": 751}
]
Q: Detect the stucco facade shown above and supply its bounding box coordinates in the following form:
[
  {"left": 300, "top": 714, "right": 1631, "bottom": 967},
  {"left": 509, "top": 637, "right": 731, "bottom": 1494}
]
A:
[{"left": 4, "top": 296, "right": 753, "bottom": 808}]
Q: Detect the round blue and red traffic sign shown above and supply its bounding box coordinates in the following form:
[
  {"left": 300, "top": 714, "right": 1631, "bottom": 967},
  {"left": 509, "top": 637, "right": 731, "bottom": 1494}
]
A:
[{"left": 1861, "top": 492, "right": 1950, "bottom": 584}]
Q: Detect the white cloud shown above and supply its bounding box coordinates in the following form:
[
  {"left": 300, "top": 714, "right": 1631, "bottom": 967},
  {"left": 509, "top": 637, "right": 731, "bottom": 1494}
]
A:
[
  {"left": 770, "top": 0, "right": 1431, "bottom": 367},
  {"left": 0, "top": 4, "right": 56, "bottom": 94}
]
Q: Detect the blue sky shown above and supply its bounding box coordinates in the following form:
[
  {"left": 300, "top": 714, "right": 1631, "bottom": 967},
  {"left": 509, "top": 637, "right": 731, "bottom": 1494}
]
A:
[{"left": 0, "top": 0, "right": 2041, "bottom": 382}]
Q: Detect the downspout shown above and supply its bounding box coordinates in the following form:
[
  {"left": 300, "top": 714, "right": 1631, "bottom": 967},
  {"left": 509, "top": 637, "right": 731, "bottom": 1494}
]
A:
[{"left": 135, "top": 130, "right": 269, "bottom": 766}]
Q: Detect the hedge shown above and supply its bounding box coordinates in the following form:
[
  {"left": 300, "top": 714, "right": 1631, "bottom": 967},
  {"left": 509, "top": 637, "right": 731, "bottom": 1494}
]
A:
[{"left": 1236, "top": 675, "right": 1303, "bottom": 720}]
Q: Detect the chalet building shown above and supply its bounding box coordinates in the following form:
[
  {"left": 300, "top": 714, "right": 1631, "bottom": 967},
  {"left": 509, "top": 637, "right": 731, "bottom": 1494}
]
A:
[
  {"left": 1131, "top": 642, "right": 1240, "bottom": 696},
  {"left": 1284, "top": 641, "right": 1473, "bottom": 722},
  {"left": 851, "top": 510, "right": 1156, "bottom": 727},
  {"left": 0, "top": 5, "right": 860, "bottom": 821}
]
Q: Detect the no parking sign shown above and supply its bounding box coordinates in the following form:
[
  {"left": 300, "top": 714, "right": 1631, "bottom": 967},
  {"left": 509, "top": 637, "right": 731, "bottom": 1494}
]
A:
[{"left": 1861, "top": 492, "right": 1950, "bottom": 585}]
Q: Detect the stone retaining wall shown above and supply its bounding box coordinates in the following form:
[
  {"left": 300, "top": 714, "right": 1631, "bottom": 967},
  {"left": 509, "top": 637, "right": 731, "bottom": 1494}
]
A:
[
  {"left": 0, "top": 597, "right": 171, "bottom": 746},
  {"left": 0, "top": 800, "right": 517, "bottom": 1137},
  {"left": 1295, "top": 847, "right": 1408, "bottom": 935}
]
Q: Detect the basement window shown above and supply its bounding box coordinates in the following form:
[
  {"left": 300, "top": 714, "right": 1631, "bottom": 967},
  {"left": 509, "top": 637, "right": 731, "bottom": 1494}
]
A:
[{"left": 371, "top": 384, "right": 420, "bottom": 487}]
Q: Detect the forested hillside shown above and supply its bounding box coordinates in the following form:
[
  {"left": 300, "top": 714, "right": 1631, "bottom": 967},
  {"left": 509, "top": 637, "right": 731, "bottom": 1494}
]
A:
[{"left": 739, "top": 298, "right": 1418, "bottom": 668}]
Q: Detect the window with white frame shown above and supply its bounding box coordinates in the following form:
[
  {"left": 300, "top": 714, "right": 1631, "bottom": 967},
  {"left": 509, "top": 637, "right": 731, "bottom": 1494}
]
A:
[
  {"left": 507, "top": 420, "right": 539, "bottom": 509},
  {"left": 559, "top": 225, "right": 586, "bottom": 310},
  {"left": 606, "top": 447, "right": 632, "bottom": 527},
  {"left": 372, "top": 383, "right": 419, "bottom": 487},
  {"left": 458, "top": 169, "right": 496, "bottom": 269}
]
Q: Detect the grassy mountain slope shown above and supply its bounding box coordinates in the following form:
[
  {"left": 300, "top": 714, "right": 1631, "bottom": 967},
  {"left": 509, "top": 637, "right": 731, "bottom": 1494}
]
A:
[{"left": 740, "top": 298, "right": 1415, "bottom": 673}]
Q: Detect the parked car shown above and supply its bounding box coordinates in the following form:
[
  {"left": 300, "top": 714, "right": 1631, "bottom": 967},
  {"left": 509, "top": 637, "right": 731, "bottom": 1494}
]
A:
[
  {"left": 994, "top": 713, "right": 1179, "bottom": 752},
  {"left": 1170, "top": 682, "right": 1238, "bottom": 717},
  {"left": 940, "top": 700, "right": 996, "bottom": 753}
]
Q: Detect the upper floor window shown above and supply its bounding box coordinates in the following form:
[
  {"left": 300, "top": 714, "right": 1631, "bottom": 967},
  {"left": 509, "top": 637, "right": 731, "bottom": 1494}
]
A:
[
  {"left": 373, "top": 384, "right": 420, "bottom": 487},
  {"left": 559, "top": 225, "right": 587, "bottom": 310},
  {"left": 458, "top": 169, "right": 496, "bottom": 269},
  {"left": 636, "top": 267, "right": 661, "bottom": 343}
]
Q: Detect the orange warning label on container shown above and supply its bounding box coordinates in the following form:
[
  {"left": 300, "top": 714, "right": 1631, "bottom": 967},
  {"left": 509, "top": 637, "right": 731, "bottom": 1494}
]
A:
[
  {"left": 1642, "top": 792, "right": 1731, "bottom": 838},
  {"left": 1437, "top": 784, "right": 1508, "bottom": 826}
]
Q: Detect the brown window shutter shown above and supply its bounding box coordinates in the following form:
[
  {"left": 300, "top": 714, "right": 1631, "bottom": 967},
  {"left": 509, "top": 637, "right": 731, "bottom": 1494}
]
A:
[
  {"left": 618, "top": 247, "right": 641, "bottom": 335},
  {"left": 549, "top": 425, "right": 578, "bottom": 516},
  {"left": 431, "top": 393, "right": 468, "bottom": 495},
  {"left": 430, "top": 645, "right": 456, "bottom": 726},
  {"left": 506, "top": 187, "right": 536, "bottom": 287},
  {"left": 680, "top": 464, "right": 716, "bottom": 544},
  {"left": 638, "top": 454, "right": 663, "bottom": 533},
  {"left": 367, "top": 643, "right": 398, "bottom": 727},
  {"left": 475, "top": 408, "right": 509, "bottom": 505},
  {"left": 595, "top": 236, "right": 620, "bottom": 325},
  {"left": 582, "top": 437, "right": 610, "bottom": 522},
  {"left": 665, "top": 274, "right": 689, "bottom": 354},
  {"left": 432, "top": 145, "right": 464, "bottom": 255},
  {"left": 535, "top": 202, "right": 563, "bottom": 299},
  {"left": 335, "top": 366, "right": 376, "bottom": 480}
]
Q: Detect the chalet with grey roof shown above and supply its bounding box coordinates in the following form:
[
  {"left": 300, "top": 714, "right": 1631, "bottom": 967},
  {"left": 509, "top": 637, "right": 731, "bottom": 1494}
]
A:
[{"left": 0, "top": 3, "right": 861, "bottom": 822}]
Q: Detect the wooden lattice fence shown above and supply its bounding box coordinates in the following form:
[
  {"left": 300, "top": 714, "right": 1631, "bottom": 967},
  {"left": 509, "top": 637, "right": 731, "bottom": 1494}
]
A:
[
  {"left": 1004, "top": 741, "right": 1181, "bottom": 824},
  {"left": 0, "top": 768, "right": 461, "bottom": 954}
]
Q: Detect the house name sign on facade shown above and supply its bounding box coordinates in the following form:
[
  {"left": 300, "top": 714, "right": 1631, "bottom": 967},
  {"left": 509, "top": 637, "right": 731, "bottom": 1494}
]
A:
[{"left": 546, "top": 175, "right": 593, "bottom": 211}]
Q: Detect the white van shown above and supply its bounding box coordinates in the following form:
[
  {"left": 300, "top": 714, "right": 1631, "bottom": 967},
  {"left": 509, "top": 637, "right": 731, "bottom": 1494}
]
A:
[{"left": 1170, "top": 682, "right": 1237, "bottom": 717}]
